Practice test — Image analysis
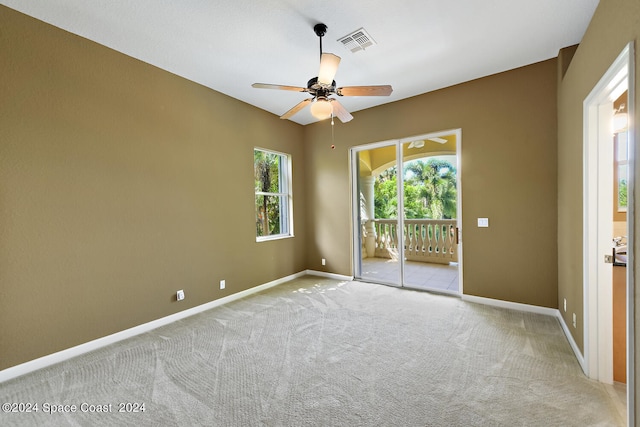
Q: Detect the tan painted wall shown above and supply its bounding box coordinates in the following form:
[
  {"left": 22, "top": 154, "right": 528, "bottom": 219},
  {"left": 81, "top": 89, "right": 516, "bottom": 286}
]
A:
[
  {"left": 0, "top": 7, "right": 307, "bottom": 370},
  {"left": 556, "top": 0, "right": 640, "bottom": 413},
  {"left": 304, "top": 59, "right": 558, "bottom": 308},
  {"left": 558, "top": 0, "right": 639, "bottom": 353}
]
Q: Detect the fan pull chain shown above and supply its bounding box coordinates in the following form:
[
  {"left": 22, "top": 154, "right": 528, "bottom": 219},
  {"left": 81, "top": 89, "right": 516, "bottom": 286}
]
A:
[{"left": 330, "top": 114, "right": 335, "bottom": 149}]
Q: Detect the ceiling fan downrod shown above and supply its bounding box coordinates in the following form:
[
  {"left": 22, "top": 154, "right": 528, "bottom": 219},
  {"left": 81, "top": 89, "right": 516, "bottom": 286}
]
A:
[{"left": 314, "top": 23, "right": 328, "bottom": 60}]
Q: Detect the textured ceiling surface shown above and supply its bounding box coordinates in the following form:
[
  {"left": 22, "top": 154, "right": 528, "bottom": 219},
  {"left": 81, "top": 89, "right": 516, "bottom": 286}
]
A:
[{"left": 1, "top": 0, "right": 599, "bottom": 124}]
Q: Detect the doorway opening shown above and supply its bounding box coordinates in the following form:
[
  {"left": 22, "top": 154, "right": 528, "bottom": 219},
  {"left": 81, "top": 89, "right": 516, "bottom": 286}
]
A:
[
  {"left": 583, "top": 41, "right": 635, "bottom": 425},
  {"left": 351, "top": 129, "right": 462, "bottom": 295}
]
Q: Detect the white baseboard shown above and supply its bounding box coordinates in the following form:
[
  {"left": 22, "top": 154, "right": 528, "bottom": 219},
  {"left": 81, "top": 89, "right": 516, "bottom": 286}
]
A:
[
  {"left": 462, "top": 294, "right": 558, "bottom": 316},
  {"left": 555, "top": 311, "right": 587, "bottom": 374},
  {"left": 305, "top": 269, "right": 354, "bottom": 281},
  {"left": 0, "top": 270, "right": 314, "bottom": 383},
  {"left": 461, "top": 294, "right": 586, "bottom": 373}
]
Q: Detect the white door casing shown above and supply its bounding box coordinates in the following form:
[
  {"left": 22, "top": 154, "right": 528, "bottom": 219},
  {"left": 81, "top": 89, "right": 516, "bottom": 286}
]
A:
[{"left": 583, "top": 41, "right": 634, "bottom": 426}]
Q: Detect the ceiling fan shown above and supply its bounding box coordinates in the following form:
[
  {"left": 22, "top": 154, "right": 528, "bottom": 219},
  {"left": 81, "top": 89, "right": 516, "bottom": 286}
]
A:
[
  {"left": 252, "top": 23, "right": 393, "bottom": 123},
  {"left": 408, "top": 137, "right": 448, "bottom": 149}
]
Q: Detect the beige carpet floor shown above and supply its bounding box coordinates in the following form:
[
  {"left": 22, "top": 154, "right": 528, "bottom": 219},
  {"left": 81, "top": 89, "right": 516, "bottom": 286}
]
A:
[{"left": 0, "top": 276, "right": 625, "bottom": 426}]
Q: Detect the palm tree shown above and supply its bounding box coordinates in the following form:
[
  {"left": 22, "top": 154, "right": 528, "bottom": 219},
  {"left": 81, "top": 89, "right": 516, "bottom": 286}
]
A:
[
  {"left": 404, "top": 158, "right": 457, "bottom": 219},
  {"left": 373, "top": 158, "right": 457, "bottom": 220}
]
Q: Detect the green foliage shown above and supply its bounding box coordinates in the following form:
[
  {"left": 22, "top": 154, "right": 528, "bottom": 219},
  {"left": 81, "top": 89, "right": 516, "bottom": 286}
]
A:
[
  {"left": 619, "top": 179, "right": 628, "bottom": 209},
  {"left": 403, "top": 184, "right": 429, "bottom": 219},
  {"left": 373, "top": 157, "right": 457, "bottom": 219},
  {"left": 254, "top": 150, "right": 281, "bottom": 193},
  {"left": 374, "top": 167, "right": 398, "bottom": 218}
]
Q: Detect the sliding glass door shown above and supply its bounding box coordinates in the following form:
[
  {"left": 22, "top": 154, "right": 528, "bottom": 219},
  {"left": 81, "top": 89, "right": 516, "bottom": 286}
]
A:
[{"left": 352, "top": 131, "right": 461, "bottom": 294}]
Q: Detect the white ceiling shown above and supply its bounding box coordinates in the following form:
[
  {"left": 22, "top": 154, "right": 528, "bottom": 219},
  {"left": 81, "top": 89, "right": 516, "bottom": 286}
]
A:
[{"left": 1, "top": 0, "right": 599, "bottom": 125}]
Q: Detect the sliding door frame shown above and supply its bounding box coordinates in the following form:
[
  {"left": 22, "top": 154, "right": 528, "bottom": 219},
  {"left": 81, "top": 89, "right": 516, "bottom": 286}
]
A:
[{"left": 351, "top": 129, "right": 463, "bottom": 294}]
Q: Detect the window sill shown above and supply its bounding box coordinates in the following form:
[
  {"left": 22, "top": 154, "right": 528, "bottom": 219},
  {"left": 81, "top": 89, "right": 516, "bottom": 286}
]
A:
[{"left": 256, "top": 234, "right": 294, "bottom": 243}]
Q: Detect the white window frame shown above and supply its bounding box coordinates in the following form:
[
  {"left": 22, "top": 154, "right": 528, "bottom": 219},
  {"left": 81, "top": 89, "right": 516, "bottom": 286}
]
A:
[{"left": 254, "top": 147, "right": 294, "bottom": 241}]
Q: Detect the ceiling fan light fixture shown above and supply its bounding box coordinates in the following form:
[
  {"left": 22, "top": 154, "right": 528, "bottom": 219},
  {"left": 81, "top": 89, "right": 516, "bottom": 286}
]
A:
[
  {"left": 310, "top": 98, "right": 333, "bottom": 120},
  {"left": 318, "top": 53, "right": 341, "bottom": 85}
]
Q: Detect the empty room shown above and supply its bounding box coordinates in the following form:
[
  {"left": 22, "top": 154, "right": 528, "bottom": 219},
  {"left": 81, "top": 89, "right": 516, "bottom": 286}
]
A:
[{"left": 1, "top": 0, "right": 640, "bottom": 425}]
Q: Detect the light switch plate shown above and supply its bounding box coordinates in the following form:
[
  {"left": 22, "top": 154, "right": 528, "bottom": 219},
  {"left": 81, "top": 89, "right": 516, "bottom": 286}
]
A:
[{"left": 477, "top": 218, "right": 489, "bottom": 228}]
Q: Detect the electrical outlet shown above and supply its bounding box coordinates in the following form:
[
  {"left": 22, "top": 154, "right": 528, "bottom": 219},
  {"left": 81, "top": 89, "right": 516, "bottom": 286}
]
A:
[
  {"left": 220, "top": 280, "right": 225, "bottom": 290},
  {"left": 322, "top": 258, "right": 326, "bottom": 266},
  {"left": 176, "top": 290, "right": 185, "bottom": 301},
  {"left": 572, "top": 313, "right": 577, "bottom": 328},
  {"left": 563, "top": 298, "right": 567, "bottom": 312}
]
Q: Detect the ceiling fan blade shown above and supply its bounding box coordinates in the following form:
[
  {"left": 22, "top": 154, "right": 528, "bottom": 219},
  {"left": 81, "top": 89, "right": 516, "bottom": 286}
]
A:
[
  {"left": 280, "top": 99, "right": 312, "bottom": 120},
  {"left": 428, "top": 137, "right": 448, "bottom": 144},
  {"left": 318, "top": 53, "right": 341, "bottom": 85},
  {"left": 330, "top": 99, "right": 354, "bottom": 123},
  {"left": 252, "top": 83, "right": 308, "bottom": 92},
  {"left": 337, "top": 85, "right": 393, "bottom": 96}
]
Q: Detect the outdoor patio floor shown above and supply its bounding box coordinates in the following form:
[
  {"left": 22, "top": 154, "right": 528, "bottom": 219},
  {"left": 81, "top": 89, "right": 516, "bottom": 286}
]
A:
[{"left": 360, "top": 257, "right": 459, "bottom": 293}]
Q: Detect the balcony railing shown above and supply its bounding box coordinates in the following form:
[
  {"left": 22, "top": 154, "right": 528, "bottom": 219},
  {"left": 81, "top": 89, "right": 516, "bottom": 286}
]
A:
[{"left": 363, "top": 219, "right": 458, "bottom": 264}]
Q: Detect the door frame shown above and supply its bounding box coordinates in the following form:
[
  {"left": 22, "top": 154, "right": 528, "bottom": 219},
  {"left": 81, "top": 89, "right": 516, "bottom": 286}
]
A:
[
  {"left": 350, "top": 128, "right": 463, "bottom": 294},
  {"left": 583, "top": 41, "right": 634, "bottom": 424}
]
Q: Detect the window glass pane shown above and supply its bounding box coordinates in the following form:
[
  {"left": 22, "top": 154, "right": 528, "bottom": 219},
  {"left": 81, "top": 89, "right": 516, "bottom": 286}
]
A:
[
  {"left": 254, "top": 151, "right": 282, "bottom": 193},
  {"left": 255, "top": 195, "right": 284, "bottom": 237}
]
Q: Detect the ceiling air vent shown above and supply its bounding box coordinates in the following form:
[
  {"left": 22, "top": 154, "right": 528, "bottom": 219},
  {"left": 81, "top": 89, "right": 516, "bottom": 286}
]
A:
[{"left": 337, "top": 28, "right": 376, "bottom": 53}]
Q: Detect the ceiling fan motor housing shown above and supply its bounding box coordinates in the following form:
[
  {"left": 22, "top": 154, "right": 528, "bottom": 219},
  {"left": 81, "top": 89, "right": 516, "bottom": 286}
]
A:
[{"left": 307, "top": 77, "right": 336, "bottom": 95}]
